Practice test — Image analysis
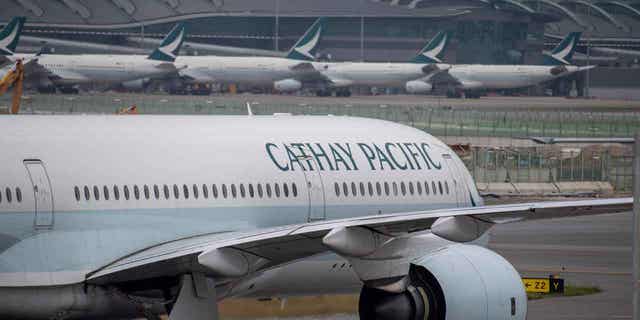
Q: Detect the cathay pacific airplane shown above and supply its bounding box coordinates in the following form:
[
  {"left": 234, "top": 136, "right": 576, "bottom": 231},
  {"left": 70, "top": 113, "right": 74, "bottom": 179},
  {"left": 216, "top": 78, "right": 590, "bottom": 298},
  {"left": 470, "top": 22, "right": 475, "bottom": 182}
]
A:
[
  {"left": 309, "top": 31, "right": 450, "bottom": 96},
  {"left": 406, "top": 32, "right": 593, "bottom": 97},
  {"left": 176, "top": 18, "right": 326, "bottom": 93},
  {"left": 2, "top": 19, "right": 186, "bottom": 93},
  {"left": 0, "top": 115, "right": 631, "bottom": 320},
  {"left": 0, "top": 17, "right": 26, "bottom": 66}
]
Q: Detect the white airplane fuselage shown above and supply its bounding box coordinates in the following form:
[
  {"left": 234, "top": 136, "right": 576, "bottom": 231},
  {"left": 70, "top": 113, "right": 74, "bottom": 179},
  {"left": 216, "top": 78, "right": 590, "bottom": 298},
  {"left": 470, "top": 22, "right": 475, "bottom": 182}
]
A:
[
  {"left": 448, "top": 64, "right": 585, "bottom": 90},
  {"left": 313, "top": 62, "right": 431, "bottom": 87},
  {"left": 178, "top": 56, "right": 305, "bottom": 85},
  {"left": 0, "top": 115, "right": 477, "bottom": 288},
  {"left": 10, "top": 54, "right": 177, "bottom": 86}
]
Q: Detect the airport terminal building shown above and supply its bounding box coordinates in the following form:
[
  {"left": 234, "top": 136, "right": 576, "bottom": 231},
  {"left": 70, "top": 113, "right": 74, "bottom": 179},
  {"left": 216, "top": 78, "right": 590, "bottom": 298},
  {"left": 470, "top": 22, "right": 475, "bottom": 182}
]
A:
[{"left": 2, "top": 0, "right": 640, "bottom": 94}]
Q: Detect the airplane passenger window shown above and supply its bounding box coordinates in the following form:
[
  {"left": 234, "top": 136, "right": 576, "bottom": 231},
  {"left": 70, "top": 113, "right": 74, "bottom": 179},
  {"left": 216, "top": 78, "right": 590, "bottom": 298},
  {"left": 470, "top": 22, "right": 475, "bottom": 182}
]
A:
[
  {"left": 438, "top": 181, "right": 443, "bottom": 195},
  {"left": 103, "top": 186, "right": 109, "bottom": 201},
  {"left": 384, "top": 182, "right": 390, "bottom": 196},
  {"left": 74, "top": 186, "right": 80, "bottom": 201},
  {"left": 16, "top": 188, "right": 21, "bottom": 203},
  {"left": 400, "top": 182, "right": 406, "bottom": 196},
  {"left": 0, "top": 188, "right": 2, "bottom": 203},
  {"left": 212, "top": 184, "right": 219, "bottom": 199},
  {"left": 248, "top": 184, "right": 255, "bottom": 198},
  {"left": 114, "top": 185, "right": 120, "bottom": 200},
  {"left": 134, "top": 185, "right": 140, "bottom": 200},
  {"left": 173, "top": 184, "right": 179, "bottom": 199},
  {"left": 292, "top": 183, "right": 297, "bottom": 197},
  {"left": 274, "top": 183, "right": 281, "bottom": 198},
  {"left": 283, "top": 183, "right": 289, "bottom": 197},
  {"left": 162, "top": 185, "right": 169, "bottom": 200},
  {"left": 445, "top": 181, "right": 449, "bottom": 194},
  {"left": 342, "top": 182, "right": 349, "bottom": 197},
  {"left": 409, "top": 182, "right": 415, "bottom": 195},
  {"left": 376, "top": 182, "right": 382, "bottom": 196},
  {"left": 154, "top": 185, "right": 160, "bottom": 199},
  {"left": 239, "top": 184, "right": 246, "bottom": 198},
  {"left": 144, "top": 185, "right": 150, "bottom": 200},
  {"left": 368, "top": 182, "right": 373, "bottom": 196},
  {"left": 193, "top": 184, "right": 199, "bottom": 199},
  {"left": 257, "top": 183, "right": 264, "bottom": 198},
  {"left": 432, "top": 181, "right": 437, "bottom": 195},
  {"left": 334, "top": 183, "right": 340, "bottom": 197},
  {"left": 93, "top": 186, "right": 99, "bottom": 201},
  {"left": 266, "top": 184, "right": 272, "bottom": 198},
  {"left": 417, "top": 181, "right": 422, "bottom": 195},
  {"left": 5, "top": 188, "right": 11, "bottom": 203},
  {"left": 202, "top": 184, "right": 209, "bottom": 199},
  {"left": 231, "top": 184, "right": 237, "bottom": 198},
  {"left": 222, "top": 184, "right": 228, "bottom": 199},
  {"left": 124, "top": 185, "right": 131, "bottom": 200},
  {"left": 424, "top": 181, "right": 430, "bottom": 195},
  {"left": 359, "top": 182, "right": 365, "bottom": 196},
  {"left": 393, "top": 182, "right": 398, "bottom": 196},
  {"left": 183, "top": 184, "right": 189, "bottom": 199}
]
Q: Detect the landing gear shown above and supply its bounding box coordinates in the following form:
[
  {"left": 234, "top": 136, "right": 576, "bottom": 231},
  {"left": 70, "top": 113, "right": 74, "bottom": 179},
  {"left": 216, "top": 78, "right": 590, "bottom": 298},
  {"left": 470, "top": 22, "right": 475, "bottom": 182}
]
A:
[
  {"left": 58, "top": 86, "right": 79, "bottom": 94},
  {"left": 358, "top": 266, "right": 445, "bottom": 320},
  {"left": 336, "top": 89, "right": 352, "bottom": 97},
  {"left": 315, "top": 89, "right": 351, "bottom": 97},
  {"left": 316, "top": 89, "right": 331, "bottom": 97}
]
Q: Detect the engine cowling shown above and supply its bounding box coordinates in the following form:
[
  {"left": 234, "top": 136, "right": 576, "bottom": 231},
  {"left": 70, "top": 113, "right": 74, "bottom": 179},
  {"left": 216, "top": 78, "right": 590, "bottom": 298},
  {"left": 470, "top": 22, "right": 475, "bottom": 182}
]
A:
[
  {"left": 405, "top": 80, "right": 432, "bottom": 94},
  {"left": 359, "top": 245, "right": 526, "bottom": 320},
  {"left": 273, "top": 79, "right": 302, "bottom": 92}
]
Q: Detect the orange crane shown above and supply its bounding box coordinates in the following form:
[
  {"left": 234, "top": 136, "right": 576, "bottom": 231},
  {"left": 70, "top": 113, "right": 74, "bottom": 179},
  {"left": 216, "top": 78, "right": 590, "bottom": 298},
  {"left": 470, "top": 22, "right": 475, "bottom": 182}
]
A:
[{"left": 0, "top": 59, "right": 24, "bottom": 114}]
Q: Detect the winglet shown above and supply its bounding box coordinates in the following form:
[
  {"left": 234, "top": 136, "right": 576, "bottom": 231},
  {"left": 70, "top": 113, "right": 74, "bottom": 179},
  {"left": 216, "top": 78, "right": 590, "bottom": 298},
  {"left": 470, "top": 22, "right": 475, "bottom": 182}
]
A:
[
  {"left": 148, "top": 22, "right": 186, "bottom": 62},
  {"left": 411, "top": 31, "right": 449, "bottom": 63},
  {"left": 246, "top": 102, "right": 254, "bottom": 116},
  {"left": 286, "top": 17, "right": 326, "bottom": 61},
  {"left": 0, "top": 17, "right": 26, "bottom": 56},
  {"left": 544, "top": 32, "right": 581, "bottom": 66}
]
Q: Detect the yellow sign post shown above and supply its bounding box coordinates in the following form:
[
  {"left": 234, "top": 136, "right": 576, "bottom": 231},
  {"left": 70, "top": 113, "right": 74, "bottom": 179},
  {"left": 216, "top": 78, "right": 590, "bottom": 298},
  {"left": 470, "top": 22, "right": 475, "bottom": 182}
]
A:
[{"left": 522, "top": 277, "right": 564, "bottom": 294}]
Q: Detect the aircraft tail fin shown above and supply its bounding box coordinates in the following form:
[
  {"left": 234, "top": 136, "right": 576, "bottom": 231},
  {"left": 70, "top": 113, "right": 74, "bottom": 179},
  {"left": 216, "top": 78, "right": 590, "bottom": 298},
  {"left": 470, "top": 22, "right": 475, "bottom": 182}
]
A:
[
  {"left": 411, "top": 31, "right": 449, "bottom": 63},
  {"left": 0, "top": 17, "right": 26, "bottom": 56},
  {"left": 148, "top": 22, "right": 186, "bottom": 62},
  {"left": 544, "top": 32, "right": 581, "bottom": 65},
  {"left": 286, "top": 17, "right": 326, "bottom": 61}
]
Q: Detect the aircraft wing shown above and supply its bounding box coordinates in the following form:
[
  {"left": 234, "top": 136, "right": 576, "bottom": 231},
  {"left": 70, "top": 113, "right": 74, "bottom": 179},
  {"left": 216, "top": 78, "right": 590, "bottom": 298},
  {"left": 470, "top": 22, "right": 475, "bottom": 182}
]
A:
[
  {"left": 179, "top": 68, "right": 216, "bottom": 83},
  {"left": 86, "top": 197, "right": 631, "bottom": 285}
]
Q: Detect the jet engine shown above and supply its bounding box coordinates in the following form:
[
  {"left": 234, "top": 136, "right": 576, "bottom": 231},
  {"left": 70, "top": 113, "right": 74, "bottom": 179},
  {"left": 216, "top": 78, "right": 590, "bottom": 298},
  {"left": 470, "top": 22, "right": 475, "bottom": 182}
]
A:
[
  {"left": 359, "top": 245, "right": 526, "bottom": 320},
  {"left": 121, "top": 78, "right": 151, "bottom": 91},
  {"left": 405, "top": 80, "right": 432, "bottom": 94},
  {"left": 273, "top": 79, "right": 302, "bottom": 92}
]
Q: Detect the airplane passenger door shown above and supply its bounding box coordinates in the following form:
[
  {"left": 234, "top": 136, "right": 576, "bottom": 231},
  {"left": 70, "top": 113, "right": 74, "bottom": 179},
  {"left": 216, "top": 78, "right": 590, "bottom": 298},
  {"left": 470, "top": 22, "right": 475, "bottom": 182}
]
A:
[
  {"left": 290, "top": 146, "right": 326, "bottom": 222},
  {"left": 443, "top": 154, "right": 468, "bottom": 208},
  {"left": 24, "top": 160, "right": 54, "bottom": 229}
]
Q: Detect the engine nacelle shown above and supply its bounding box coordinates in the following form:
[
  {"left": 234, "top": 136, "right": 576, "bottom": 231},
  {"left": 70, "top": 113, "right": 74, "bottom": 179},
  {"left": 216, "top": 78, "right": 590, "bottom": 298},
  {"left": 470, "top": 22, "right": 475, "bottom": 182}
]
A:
[
  {"left": 121, "top": 78, "right": 150, "bottom": 91},
  {"left": 405, "top": 80, "right": 432, "bottom": 94},
  {"left": 273, "top": 78, "right": 302, "bottom": 92},
  {"left": 359, "top": 245, "right": 526, "bottom": 320}
]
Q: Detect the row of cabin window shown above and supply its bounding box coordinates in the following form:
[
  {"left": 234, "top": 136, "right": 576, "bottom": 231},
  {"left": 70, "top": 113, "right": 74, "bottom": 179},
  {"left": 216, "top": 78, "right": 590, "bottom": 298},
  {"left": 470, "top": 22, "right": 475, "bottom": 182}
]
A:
[
  {"left": 334, "top": 180, "right": 449, "bottom": 198},
  {"left": 74, "top": 183, "right": 299, "bottom": 202},
  {"left": 0, "top": 187, "right": 22, "bottom": 204}
]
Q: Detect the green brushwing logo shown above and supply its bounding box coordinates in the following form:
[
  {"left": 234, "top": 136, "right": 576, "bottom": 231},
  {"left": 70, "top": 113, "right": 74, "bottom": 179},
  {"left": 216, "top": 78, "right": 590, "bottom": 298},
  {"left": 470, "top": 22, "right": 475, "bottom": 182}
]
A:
[
  {"left": 412, "top": 31, "right": 448, "bottom": 63},
  {"left": 0, "top": 17, "right": 26, "bottom": 56},
  {"left": 286, "top": 17, "right": 326, "bottom": 61},
  {"left": 148, "top": 22, "right": 186, "bottom": 62},
  {"left": 544, "top": 32, "right": 581, "bottom": 66}
]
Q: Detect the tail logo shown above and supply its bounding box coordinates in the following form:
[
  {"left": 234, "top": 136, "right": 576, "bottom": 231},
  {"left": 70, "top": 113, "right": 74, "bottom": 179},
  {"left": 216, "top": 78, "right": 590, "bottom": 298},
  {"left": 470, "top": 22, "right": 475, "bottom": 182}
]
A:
[
  {"left": 0, "top": 17, "right": 26, "bottom": 56},
  {"left": 294, "top": 26, "right": 322, "bottom": 60},
  {"left": 421, "top": 33, "right": 447, "bottom": 63},
  {"left": 148, "top": 23, "right": 186, "bottom": 62},
  {"left": 286, "top": 17, "right": 326, "bottom": 61},
  {"left": 158, "top": 28, "right": 184, "bottom": 60}
]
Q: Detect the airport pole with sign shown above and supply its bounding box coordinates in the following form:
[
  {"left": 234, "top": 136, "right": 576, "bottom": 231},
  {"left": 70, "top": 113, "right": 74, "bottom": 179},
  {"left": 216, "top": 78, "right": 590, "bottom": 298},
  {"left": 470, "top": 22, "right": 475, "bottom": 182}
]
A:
[{"left": 634, "top": 132, "right": 640, "bottom": 320}]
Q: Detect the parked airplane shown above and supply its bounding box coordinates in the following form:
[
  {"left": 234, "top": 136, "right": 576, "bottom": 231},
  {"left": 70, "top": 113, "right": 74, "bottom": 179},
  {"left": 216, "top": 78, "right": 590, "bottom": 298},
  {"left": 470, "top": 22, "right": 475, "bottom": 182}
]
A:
[
  {"left": 0, "top": 115, "right": 631, "bottom": 320},
  {"left": 0, "top": 17, "right": 26, "bottom": 66},
  {"left": 175, "top": 18, "right": 326, "bottom": 94},
  {"left": 2, "top": 19, "right": 186, "bottom": 93},
  {"left": 407, "top": 32, "right": 592, "bottom": 97},
  {"left": 309, "top": 31, "right": 450, "bottom": 96}
]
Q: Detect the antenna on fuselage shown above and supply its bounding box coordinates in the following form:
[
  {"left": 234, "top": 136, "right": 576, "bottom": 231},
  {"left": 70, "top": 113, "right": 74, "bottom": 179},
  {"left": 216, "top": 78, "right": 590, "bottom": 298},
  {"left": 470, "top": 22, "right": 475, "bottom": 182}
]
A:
[{"left": 246, "top": 102, "right": 253, "bottom": 116}]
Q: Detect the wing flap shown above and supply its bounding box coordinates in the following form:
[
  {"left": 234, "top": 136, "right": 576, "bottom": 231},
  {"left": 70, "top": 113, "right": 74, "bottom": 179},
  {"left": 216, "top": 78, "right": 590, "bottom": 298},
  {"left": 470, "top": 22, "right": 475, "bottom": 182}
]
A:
[{"left": 86, "top": 197, "right": 632, "bottom": 284}]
